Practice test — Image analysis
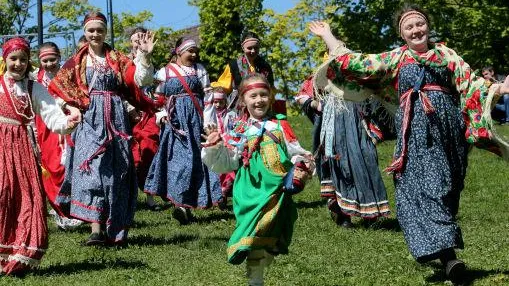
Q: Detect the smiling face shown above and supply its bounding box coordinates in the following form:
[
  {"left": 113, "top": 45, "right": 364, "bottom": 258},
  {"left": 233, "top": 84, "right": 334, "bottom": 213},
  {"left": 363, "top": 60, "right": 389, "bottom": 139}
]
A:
[
  {"left": 400, "top": 15, "right": 429, "bottom": 52},
  {"left": 242, "top": 81, "right": 273, "bottom": 120},
  {"left": 84, "top": 22, "right": 106, "bottom": 49},
  {"left": 178, "top": 47, "right": 198, "bottom": 66},
  {"left": 5, "top": 49, "right": 29, "bottom": 80},
  {"left": 39, "top": 48, "right": 60, "bottom": 74},
  {"left": 242, "top": 40, "right": 260, "bottom": 61}
]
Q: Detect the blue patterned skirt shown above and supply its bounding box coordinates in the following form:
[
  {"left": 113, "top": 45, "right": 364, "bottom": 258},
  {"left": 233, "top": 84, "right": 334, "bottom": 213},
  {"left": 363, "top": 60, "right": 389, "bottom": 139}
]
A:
[
  {"left": 144, "top": 95, "right": 221, "bottom": 208},
  {"left": 56, "top": 94, "right": 137, "bottom": 242}
]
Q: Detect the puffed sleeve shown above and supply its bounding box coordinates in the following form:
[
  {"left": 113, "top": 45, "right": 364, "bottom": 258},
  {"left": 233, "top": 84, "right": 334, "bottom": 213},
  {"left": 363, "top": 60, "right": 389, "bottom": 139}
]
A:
[
  {"left": 279, "top": 119, "right": 311, "bottom": 159},
  {"left": 201, "top": 141, "right": 241, "bottom": 174},
  {"left": 133, "top": 49, "right": 155, "bottom": 87},
  {"left": 31, "top": 81, "right": 70, "bottom": 134}
]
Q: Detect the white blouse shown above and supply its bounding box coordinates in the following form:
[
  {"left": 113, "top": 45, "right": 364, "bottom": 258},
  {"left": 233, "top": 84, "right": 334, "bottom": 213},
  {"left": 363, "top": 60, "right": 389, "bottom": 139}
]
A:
[
  {"left": 201, "top": 118, "right": 311, "bottom": 174},
  {"left": 0, "top": 75, "right": 70, "bottom": 134},
  {"left": 153, "top": 63, "right": 210, "bottom": 124}
]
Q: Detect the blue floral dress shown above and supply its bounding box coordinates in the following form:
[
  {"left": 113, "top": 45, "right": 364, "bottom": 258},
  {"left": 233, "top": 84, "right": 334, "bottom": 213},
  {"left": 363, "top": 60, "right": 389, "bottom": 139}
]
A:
[
  {"left": 57, "top": 60, "right": 138, "bottom": 243},
  {"left": 144, "top": 63, "right": 221, "bottom": 208},
  {"left": 394, "top": 63, "right": 468, "bottom": 261},
  {"left": 321, "top": 43, "right": 507, "bottom": 262}
]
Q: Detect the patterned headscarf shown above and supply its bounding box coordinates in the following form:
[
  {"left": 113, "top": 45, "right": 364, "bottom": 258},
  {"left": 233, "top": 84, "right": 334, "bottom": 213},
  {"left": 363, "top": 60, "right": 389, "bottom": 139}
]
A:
[{"left": 2, "top": 37, "right": 30, "bottom": 59}]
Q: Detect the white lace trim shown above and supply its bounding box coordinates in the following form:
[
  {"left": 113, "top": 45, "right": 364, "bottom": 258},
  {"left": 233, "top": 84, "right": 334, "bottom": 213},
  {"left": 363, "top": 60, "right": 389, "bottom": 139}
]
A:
[
  {"left": 0, "top": 243, "right": 46, "bottom": 253},
  {"left": 8, "top": 254, "right": 40, "bottom": 266}
]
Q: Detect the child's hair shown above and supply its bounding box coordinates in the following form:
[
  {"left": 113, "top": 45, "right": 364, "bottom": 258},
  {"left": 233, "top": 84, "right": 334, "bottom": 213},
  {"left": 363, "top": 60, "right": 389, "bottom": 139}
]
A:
[
  {"left": 238, "top": 73, "right": 271, "bottom": 97},
  {"left": 240, "top": 31, "right": 260, "bottom": 44},
  {"left": 38, "top": 42, "right": 60, "bottom": 58},
  {"left": 82, "top": 11, "right": 107, "bottom": 27},
  {"left": 482, "top": 66, "right": 494, "bottom": 73},
  {"left": 129, "top": 26, "right": 147, "bottom": 37}
]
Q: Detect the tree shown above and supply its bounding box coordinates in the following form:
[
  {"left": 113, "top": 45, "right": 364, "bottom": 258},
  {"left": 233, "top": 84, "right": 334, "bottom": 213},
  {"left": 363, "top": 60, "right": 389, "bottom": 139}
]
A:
[
  {"left": 261, "top": 0, "right": 509, "bottom": 98},
  {"left": 189, "top": 0, "right": 264, "bottom": 79}
]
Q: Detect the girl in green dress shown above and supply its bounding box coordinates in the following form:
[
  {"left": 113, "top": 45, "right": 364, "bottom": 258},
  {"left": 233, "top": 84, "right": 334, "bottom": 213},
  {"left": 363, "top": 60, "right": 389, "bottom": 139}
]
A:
[{"left": 202, "top": 74, "right": 314, "bottom": 286}]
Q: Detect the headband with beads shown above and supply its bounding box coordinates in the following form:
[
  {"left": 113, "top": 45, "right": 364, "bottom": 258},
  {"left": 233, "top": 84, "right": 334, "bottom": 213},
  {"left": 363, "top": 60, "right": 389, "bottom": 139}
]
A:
[
  {"left": 84, "top": 17, "right": 107, "bottom": 30},
  {"left": 241, "top": 37, "right": 259, "bottom": 48},
  {"left": 398, "top": 11, "right": 428, "bottom": 36},
  {"left": 175, "top": 40, "right": 197, "bottom": 55}
]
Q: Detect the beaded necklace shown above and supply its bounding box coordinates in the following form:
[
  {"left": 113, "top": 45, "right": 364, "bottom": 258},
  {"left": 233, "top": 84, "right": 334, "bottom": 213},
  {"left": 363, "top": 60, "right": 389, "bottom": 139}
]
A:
[
  {"left": 228, "top": 118, "right": 268, "bottom": 167},
  {"left": 407, "top": 44, "right": 447, "bottom": 67},
  {"left": 1, "top": 75, "right": 35, "bottom": 121},
  {"left": 88, "top": 51, "right": 111, "bottom": 73}
]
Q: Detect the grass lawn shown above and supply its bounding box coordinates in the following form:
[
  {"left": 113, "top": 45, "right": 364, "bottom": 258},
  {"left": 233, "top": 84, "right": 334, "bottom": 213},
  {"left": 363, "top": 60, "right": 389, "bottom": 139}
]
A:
[{"left": 1, "top": 115, "right": 508, "bottom": 286}]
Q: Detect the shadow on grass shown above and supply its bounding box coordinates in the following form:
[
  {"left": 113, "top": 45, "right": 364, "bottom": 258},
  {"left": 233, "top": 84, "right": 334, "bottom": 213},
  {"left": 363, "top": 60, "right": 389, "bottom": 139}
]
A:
[
  {"left": 195, "top": 211, "right": 235, "bottom": 224},
  {"left": 131, "top": 219, "right": 169, "bottom": 229},
  {"left": 374, "top": 217, "right": 401, "bottom": 232},
  {"left": 48, "top": 223, "right": 90, "bottom": 234},
  {"left": 203, "top": 235, "right": 230, "bottom": 242},
  {"left": 35, "top": 258, "right": 147, "bottom": 276},
  {"left": 425, "top": 266, "right": 509, "bottom": 285},
  {"left": 294, "top": 199, "right": 327, "bottom": 209},
  {"left": 135, "top": 202, "right": 172, "bottom": 212},
  {"left": 127, "top": 233, "right": 199, "bottom": 246}
]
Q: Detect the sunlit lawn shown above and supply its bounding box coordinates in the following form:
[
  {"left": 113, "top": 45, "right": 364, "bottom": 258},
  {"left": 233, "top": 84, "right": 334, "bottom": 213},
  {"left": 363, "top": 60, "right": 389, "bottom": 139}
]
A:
[{"left": 1, "top": 115, "right": 508, "bottom": 286}]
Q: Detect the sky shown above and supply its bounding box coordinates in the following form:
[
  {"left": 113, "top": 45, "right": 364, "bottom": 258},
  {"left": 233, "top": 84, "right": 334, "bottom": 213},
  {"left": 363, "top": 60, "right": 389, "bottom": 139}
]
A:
[
  {"left": 1, "top": 1, "right": 298, "bottom": 57},
  {"left": 87, "top": 0, "right": 298, "bottom": 31}
]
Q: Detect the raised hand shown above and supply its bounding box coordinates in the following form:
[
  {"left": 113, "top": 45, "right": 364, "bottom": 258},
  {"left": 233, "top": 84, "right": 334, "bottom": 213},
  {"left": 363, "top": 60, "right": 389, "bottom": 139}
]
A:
[
  {"left": 138, "top": 31, "right": 157, "bottom": 54},
  {"left": 309, "top": 21, "right": 342, "bottom": 53},
  {"left": 309, "top": 21, "right": 332, "bottom": 38},
  {"left": 204, "top": 123, "right": 218, "bottom": 136}
]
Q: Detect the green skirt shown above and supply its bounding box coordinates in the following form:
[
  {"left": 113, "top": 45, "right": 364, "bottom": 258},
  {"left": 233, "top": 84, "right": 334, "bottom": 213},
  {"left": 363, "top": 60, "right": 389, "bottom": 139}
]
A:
[{"left": 227, "top": 142, "right": 297, "bottom": 265}]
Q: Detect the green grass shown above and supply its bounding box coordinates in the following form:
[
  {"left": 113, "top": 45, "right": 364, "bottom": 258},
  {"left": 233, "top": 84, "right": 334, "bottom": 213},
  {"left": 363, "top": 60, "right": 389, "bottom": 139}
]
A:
[{"left": 2, "top": 116, "right": 509, "bottom": 286}]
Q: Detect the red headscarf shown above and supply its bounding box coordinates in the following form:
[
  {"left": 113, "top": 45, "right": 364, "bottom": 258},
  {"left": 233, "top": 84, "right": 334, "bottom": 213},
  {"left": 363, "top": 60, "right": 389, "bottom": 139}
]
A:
[{"left": 2, "top": 37, "right": 30, "bottom": 58}]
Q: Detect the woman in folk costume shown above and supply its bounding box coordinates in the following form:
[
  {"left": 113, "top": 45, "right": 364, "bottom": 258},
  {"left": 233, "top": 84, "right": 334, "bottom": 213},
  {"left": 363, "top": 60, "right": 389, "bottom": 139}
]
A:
[
  {"left": 296, "top": 73, "right": 389, "bottom": 229},
  {"left": 144, "top": 37, "right": 221, "bottom": 225},
  {"left": 33, "top": 42, "right": 84, "bottom": 230},
  {"left": 211, "top": 31, "right": 286, "bottom": 115},
  {"left": 202, "top": 74, "right": 314, "bottom": 286},
  {"left": 0, "top": 37, "right": 80, "bottom": 275},
  {"left": 49, "top": 11, "right": 157, "bottom": 246},
  {"left": 127, "top": 27, "right": 162, "bottom": 211},
  {"left": 309, "top": 4, "right": 509, "bottom": 283}
]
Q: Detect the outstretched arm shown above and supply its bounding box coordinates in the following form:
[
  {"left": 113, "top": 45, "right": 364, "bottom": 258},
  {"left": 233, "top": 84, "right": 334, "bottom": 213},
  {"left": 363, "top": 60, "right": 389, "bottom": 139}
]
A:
[{"left": 309, "top": 21, "right": 343, "bottom": 54}]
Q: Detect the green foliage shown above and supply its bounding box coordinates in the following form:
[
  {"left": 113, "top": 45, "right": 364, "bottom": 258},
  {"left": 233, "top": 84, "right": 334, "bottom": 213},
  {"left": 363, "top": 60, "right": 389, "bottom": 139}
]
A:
[
  {"left": 263, "top": 0, "right": 338, "bottom": 98},
  {"left": 44, "top": 0, "right": 95, "bottom": 33},
  {"left": 189, "top": 0, "right": 263, "bottom": 79},
  {"left": 151, "top": 27, "right": 186, "bottom": 69},
  {"left": 0, "top": 0, "right": 33, "bottom": 36},
  {"left": 111, "top": 10, "right": 153, "bottom": 53}
]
